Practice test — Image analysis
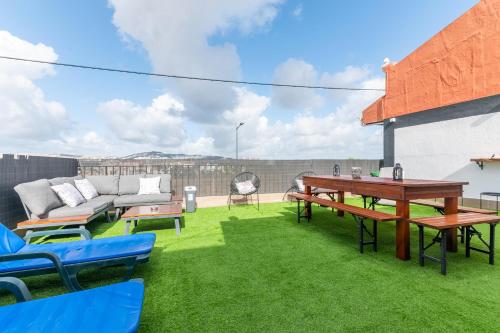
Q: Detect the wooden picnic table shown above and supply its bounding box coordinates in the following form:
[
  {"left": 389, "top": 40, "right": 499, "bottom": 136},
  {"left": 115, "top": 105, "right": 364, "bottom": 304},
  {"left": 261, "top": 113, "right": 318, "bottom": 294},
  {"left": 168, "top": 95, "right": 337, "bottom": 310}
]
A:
[{"left": 302, "top": 175, "right": 468, "bottom": 260}]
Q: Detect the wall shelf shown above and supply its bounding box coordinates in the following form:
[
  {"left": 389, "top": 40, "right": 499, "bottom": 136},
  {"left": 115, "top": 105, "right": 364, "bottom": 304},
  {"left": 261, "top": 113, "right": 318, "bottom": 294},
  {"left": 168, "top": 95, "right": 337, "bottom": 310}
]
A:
[{"left": 471, "top": 157, "right": 500, "bottom": 170}]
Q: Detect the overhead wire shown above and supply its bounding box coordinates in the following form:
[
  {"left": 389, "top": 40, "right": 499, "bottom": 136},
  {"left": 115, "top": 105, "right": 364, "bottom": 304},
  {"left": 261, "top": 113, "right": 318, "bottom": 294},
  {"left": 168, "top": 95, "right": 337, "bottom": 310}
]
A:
[{"left": 0, "top": 55, "right": 385, "bottom": 92}]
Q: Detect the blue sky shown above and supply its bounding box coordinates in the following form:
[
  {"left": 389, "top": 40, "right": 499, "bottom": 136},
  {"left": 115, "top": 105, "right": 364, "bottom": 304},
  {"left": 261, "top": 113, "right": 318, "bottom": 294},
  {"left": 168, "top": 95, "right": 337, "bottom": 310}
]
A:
[{"left": 0, "top": 0, "right": 477, "bottom": 158}]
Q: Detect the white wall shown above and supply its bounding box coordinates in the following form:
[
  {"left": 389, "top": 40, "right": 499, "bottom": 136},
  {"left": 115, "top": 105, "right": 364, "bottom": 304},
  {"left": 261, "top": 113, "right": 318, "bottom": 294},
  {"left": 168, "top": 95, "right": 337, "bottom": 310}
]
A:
[{"left": 394, "top": 112, "right": 500, "bottom": 198}]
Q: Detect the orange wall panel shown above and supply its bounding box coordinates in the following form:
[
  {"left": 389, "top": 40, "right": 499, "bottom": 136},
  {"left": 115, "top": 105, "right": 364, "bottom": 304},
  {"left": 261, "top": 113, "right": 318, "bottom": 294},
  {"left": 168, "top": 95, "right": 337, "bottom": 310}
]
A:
[{"left": 362, "top": 0, "right": 500, "bottom": 125}]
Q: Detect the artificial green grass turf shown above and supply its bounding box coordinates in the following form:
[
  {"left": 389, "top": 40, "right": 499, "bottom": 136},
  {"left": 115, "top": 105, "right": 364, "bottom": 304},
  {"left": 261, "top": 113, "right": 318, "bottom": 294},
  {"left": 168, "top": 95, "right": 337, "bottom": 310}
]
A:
[{"left": 1, "top": 198, "right": 500, "bottom": 332}]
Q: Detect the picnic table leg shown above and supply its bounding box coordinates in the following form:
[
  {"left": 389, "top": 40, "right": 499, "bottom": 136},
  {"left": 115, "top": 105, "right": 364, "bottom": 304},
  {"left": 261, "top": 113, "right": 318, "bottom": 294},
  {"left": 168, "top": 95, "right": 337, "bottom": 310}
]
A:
[
  {"left": 444, "top": 197, "right": 458, "bottom": 252},
  {"left": 489, "top": 223, "right": 496, "bottom": 265},
  {"left": 337, "top": 191, "right": 344, "bottom": 217},
  {"left": 441, "top": 229, "right": 448, "bottom": 275},
  {"left": 418, "top": 225, "right": 425, "bottom": 266},
  {"left": 305, "top": 185, "right": 312, "bottom": 220},
  {"left": 396, "top": 200, "right": 410, "bottom": 260}
]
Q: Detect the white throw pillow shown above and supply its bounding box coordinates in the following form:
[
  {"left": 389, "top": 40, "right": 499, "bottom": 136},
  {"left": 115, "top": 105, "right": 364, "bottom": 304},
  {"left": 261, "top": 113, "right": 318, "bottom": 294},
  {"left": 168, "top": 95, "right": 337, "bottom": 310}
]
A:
[
  {"left": 138, "top": 177, "right": 161, "bottom": 195},
  {"left": 235, "top": 180, "right": 256, "bottom": 195},
  {"left": 74, "top": 178, "right": 98, "bottom": 200},
  {"left": 51, "top": 183, "right": 86, "bottom": 208},
  {"left": 295, "top": 179, "right": 305, "bottom": 192}
]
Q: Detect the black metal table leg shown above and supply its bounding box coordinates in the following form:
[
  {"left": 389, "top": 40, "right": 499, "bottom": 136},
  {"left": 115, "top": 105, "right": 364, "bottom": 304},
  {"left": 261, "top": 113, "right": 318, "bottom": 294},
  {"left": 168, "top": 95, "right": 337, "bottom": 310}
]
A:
[
  {"left": 441, "top": 229, "right": 448, "bottom": 275},
  {"left": 297, "top": 200, "right": 301, "bottom": 223},
  {"left": 359, "top": 218, "right": 364, "bottom": 254},
  {"left": 418, "top": 225, "right": 425, "bottom": 266},
  {"left": 307, "top": 202, "right": 311, "bottom": 222},
  {"left": 373, "top": 220, "right": 378, "bottom": 252},
  {"left": 465, "top": 226, "right": 471, "bottom": 257},
  {"left": 490, "top": 223, "right": 496, "bottom": 265}
]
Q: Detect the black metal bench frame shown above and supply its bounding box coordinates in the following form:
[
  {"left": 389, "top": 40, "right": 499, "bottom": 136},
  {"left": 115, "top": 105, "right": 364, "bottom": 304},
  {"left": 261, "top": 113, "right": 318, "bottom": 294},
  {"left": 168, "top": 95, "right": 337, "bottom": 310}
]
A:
[
  {"left": 418, "top": 223, "right": 497, "bottom": 275},
  {"left": 291, "top": 196, "right": 379, "bottom": 253}
]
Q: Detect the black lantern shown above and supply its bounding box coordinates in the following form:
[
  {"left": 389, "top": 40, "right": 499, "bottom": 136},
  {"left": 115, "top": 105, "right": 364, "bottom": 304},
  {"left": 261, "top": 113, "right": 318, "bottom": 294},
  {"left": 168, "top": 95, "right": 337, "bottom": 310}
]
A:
[
  {"left": 333, "top": 164, "right": 340, "bottom": 176},
  {"left": 393, "top": 163, "right": 403, "bottom": 181}
]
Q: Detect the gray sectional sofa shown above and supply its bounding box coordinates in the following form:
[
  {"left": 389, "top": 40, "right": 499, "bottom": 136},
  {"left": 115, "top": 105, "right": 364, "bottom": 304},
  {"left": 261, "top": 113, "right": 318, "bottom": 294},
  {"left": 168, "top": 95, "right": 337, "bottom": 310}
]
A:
[{"left": 14, "top": 174, "right": 173, "bottom": 223}]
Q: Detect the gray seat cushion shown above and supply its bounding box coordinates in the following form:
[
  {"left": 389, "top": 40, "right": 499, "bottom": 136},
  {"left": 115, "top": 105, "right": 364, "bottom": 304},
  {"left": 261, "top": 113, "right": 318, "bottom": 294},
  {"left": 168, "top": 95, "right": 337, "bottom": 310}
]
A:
[
  {"left": 86, "top": 176, "right": 119, "bottom": 195},
  {"left": 47, "top": 200, "right": 110, "bottom": 218},
  {"left": 113, "top": 193, "right": 172, "bottom": 207},
  {"left": 146, "top": 174, "right": 171, "bottom": 193},
  {"left": 89, "top": 195, "right": 117, "bottom": 207},
  {"left": 118, "top": 174, "right": 145, "bottom": 195},
  {"left": 48, "top": 176, "right": 82, "bottom": 187},
  {"left": 14, "top": 179, "right": 63, "bottom": 216}
]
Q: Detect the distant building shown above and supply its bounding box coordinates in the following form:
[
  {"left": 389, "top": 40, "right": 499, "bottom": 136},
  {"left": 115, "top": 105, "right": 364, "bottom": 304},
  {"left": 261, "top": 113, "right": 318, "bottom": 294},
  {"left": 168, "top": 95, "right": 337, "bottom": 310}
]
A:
[{"left": 361, "top": 0, "right": 500, "bottom": 205}]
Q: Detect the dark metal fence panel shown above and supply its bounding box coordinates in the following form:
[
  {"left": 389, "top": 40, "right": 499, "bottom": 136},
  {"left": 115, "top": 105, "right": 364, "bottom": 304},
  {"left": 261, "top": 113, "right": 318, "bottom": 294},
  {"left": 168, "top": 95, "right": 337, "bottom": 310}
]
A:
[
  {"left": 78, "top": 159, "right": 382, "bottom": 196},
  {"left": 0, "top": 154, "right": 78, "bottom": 229}
]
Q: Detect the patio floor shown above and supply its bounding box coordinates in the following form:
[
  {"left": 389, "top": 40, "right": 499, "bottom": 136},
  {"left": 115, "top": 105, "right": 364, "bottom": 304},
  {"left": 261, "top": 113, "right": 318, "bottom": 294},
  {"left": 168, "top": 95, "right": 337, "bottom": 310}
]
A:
[{"left": 1, "top": 199, "right": 499, "bottom": 332}]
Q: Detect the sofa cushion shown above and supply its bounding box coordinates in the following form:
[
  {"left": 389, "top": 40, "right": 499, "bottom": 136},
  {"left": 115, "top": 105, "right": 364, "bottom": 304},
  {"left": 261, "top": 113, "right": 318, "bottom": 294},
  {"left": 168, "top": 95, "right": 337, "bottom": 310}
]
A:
[
  {"left": 113, "top": 193, "right": 172, "bottom": 207},
  {"left": 14, "top": 179, "right": 63, "bottom": 216},
  {"left": 235, "top": 180, "right": 256, "bottom": 195},
  {"left": 89, "top": 195, "right": 116, "bottom": 207},
  {"left": 86, "top": 176, "right": 119, "bottom": 195},
  {"left": 146, "top": 174, "right": 171, "bottom": 193},
  {"left": 118, "top": 174, "right": 145, "bottom": 195},
  {"left": 138, "top": 177, "right": 161, "bottom": 195},
  {"left": 51, "top": 183, "right": 86, "bottom": 208},
  {"left": 48, "top": 176, "right": 82, "bottom": 187},
  {"left": 47, "top": 200, "right": 109, "bottom": 218},
  {"left": 75, "top": 178, "right": 99, "bottom": 200}
]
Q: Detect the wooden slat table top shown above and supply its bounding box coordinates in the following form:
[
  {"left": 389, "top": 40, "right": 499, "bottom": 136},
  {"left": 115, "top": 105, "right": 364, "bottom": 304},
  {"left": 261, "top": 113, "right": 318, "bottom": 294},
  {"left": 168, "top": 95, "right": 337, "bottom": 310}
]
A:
[
  {"left": 122, "top": 202, "right": 183, "bottom": 219},
  {"left": 411, "top": 199, "right": 497, "bottom": 215},
  {"left": 288, "top": 193, "right": 400, "bottom": 222},
  {"left": 303, "top": 175, "right": 468, "bottom": 188},
  {"left": 17, "top": 215, "right": 90, "bottom": 229},
  {"left": 409, "top": 213, "right": 500, "bottom": 229}
]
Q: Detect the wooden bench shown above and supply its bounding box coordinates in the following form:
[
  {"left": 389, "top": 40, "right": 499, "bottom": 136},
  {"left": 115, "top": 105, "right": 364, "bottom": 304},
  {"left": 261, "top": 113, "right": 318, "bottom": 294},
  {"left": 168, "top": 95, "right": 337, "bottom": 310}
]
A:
[
  {"left": 409, "top": 213, "right": 500, "bottom": 275},
  {"left": 288, "top": 193, "right": 401, "bottom": 253},
  {"left": 411, "top": 199, "right": 497, "bottom": 215},
  {"left": 411, "top": 199, "right": 497, "bottom": 244}
]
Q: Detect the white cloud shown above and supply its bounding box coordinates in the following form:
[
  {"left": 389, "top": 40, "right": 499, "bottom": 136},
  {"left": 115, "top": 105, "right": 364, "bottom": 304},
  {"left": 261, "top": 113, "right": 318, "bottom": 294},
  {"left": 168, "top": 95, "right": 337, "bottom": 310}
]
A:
[
  {"left": 272, "top": 58, "right": 324, "bottom": 110},
  {"left": 97, "top": 93, "right": 187, "bottom": 147},
  {"left": 0, "top": 31, "right": 68, "bottom": 144},
  {"left": 232, "top": 72, "right": 385, "bottom": 159},
  {"left": 109, "top": 0, "right": 284, "bottom": 122},
  {"left": 0, "top": 31, "right": 57, "bottom": 79}
]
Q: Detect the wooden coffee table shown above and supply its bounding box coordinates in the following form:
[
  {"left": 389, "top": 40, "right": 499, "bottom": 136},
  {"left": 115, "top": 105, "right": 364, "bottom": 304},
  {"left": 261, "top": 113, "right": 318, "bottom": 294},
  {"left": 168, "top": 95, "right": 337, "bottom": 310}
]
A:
[{"left": 121, "top": 202, "right": 183, "bottom": 236}]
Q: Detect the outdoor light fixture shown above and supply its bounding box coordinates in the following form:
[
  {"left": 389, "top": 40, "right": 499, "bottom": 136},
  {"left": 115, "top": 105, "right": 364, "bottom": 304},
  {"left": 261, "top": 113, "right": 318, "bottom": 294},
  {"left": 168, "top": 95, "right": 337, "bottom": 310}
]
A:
[
  {"left": 392, "top": 163, "right": 404, "bottom": 181},
  {"left": 333, "top": 164, "right": 340, "bottom": 176},
  {"left": 235, "top": 122, "right": 245, "bottom": 159}
]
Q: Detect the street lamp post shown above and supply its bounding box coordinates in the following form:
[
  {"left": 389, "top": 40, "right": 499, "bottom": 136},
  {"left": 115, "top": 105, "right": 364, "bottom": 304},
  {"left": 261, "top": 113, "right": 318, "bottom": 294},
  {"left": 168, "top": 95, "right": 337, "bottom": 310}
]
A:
[{"left": 236, "top": 122, "right": 244, "bottom": 159}]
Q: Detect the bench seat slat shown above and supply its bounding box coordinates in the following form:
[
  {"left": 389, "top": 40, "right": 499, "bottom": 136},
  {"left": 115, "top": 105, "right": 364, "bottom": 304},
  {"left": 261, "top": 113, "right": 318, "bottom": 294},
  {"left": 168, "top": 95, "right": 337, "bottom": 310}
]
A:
[
  {"left": 288, "top": 193, "right": 400, "bottom": 222},
  {"left": 409, "top": 213, "right": 500, "bottom": 229},
  {"left": 411, "top": 200, "right": 496, "bottom": 215}
]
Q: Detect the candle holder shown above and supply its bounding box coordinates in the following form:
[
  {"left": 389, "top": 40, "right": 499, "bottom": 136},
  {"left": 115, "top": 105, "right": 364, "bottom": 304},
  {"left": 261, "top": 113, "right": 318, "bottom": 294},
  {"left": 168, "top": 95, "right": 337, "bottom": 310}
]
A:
[{"left": 351, "top": 167, "right": 362, "bottom": 179}]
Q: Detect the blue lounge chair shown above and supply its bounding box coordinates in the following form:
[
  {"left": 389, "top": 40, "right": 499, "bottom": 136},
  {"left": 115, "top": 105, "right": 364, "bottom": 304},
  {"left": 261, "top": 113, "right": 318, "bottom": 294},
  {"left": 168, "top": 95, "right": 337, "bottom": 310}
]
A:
[
  {"left": 0, "top": 276, "right": 144, "bottom": 332},
  {"left": 0, "top": 223, "right": 155, "bottom": 291}
]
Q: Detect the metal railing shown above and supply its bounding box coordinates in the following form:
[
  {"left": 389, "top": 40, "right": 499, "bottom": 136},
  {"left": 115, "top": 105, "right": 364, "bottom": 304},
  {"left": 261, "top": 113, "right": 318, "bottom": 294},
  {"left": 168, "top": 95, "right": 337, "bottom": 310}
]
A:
[{"left": 78, "top": 159, "right": 383, "bottom": 196}]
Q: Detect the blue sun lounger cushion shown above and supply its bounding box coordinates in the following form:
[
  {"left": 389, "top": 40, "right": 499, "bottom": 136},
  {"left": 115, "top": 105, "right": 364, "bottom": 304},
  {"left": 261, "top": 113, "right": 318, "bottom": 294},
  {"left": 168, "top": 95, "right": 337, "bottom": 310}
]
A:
[
  {"left": 0, "top": 223, "right": 156, "bottom": 290},
  {"left": 0, "top": 279, "right": 145, "bottom": 333}
]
